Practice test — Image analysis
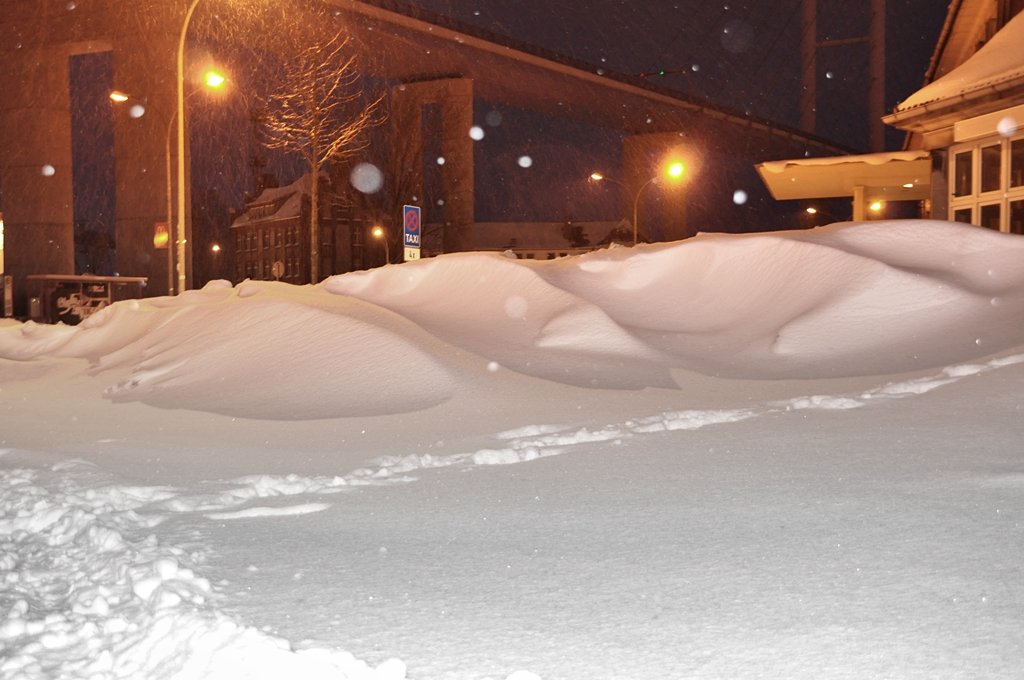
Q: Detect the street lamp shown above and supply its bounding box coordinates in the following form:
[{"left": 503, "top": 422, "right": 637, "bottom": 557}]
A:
[
  {"left": 371, "top": 225, "right": 390, "bottom": 264},
  {"left": 176, "top": 0, "right": 205, "bottom": 295},
  {"left": 589, "top": 161, "right": 687, "bottom": 245}
]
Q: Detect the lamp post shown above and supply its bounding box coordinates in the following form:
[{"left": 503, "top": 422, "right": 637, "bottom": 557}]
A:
[
  {"left": 590, "top": 161, "right": 686, "bottom": 245},
  {"left": 176, "top": 0, "right": 204, "bottom": 295},
  {"left": 371, "top": 225, "right": 390, "bottom": 264}
]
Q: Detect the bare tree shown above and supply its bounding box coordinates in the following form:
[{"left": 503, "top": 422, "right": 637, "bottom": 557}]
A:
[{"left": 259, "top": 29, "right": 383, "bottom": 283}]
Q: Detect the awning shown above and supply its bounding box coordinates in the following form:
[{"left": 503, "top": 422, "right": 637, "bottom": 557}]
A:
[{"left": 756, "top": 150, "right": 932, "bottom": 203}]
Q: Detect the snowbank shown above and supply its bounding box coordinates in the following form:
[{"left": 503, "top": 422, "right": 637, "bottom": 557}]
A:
[{"left": 3, "top": 221, "right": 1023, "bottom": 420}]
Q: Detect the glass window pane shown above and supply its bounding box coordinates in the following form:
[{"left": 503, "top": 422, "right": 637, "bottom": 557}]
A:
[
  {"left": 980, "top": 203, "right": 1001, "bottom": 231},
  {"left": 1011, "top": 200, "right": 1024, "bottom": 235},
  {"left": 953, "top": 208, "right": 973, "bottom": 224},
  {"left": 981, "top": 144, "right": 1001, "bottom": 193},
  {"left": 954, "top": 150, "right": 972, "bottom": 196},
  {"left": 1012, "top": 139, "right": 1024, "bottom": 188}
]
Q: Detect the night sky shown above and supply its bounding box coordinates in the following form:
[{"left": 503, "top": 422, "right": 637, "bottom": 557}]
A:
[{"left": 402, "top": 0, "right": 947, "bottom": 151}]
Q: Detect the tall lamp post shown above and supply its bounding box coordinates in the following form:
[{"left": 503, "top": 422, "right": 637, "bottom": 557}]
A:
[
  {"left": 176, "top": 0, "right": 204, "bottom": 295},
  {"left": 589, "top": 161, "right": 686, "bottom": 245}
]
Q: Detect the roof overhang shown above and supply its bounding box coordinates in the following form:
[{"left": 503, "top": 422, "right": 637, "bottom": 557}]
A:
[
  {"left": 885, "top": 9, "right": 1024, "bottom": 135},
  {"left": 756, "top": 151, "right": 932, "bottom": 202}
]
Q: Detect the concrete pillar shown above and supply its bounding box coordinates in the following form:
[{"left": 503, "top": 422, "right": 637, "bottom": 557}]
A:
[
  {"left": 800, "top": 0, "right": 818, "bottom": 136},
  {"left": 852, "top": 185, "right": 867, "bottom": 221},
  {"left": 0, "top": 0, "right": 186, "bottom": 308},
  {"left": 389, "top": 77, "right": 474, "bottom": 253},
  {"left": 0, "top": 46, "right": 76, "bottom": 314},
  {"left": 868, "top": 0, "right": 886, "bottom": 151},
  {"left": 111, "top": 33, "right": 178, "bottom": 295}
]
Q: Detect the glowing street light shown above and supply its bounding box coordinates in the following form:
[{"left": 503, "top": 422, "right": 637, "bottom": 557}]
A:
[
  {"left": 371, "top": 225, "right": 390, "bottom": 264},
  {"left": 589, "top": 160, "right": 687, "bottom": 245},
  {"left": 204, "top": 70, "right": 226, "bottom": 89}
]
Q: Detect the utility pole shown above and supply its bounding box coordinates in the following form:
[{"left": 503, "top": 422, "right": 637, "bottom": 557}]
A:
[{"left": 800, "top": 0, "right": 886, "bottom": 151}]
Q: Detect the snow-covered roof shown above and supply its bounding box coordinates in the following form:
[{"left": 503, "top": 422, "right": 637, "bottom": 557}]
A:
[
  {"left": 891, "top": 10, "right": 1024, "bottom": 117},
  {"left": 758, "top": 150, "right": 930, "bottom": 175},
  {"left": 229, "top": 174, "right": 314, "bottom": 228},
  {"left": 756, "top": 151, "right": 931, "bottom": 202}
]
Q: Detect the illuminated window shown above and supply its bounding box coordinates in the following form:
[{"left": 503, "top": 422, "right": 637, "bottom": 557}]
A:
[
  {"left": 1011, "top": 200, "right": 1024, "bottom": 235},
  {"left": 980, "top": 203, "right": 1001, "bottom": 230},
  {"left": 953, "top": 151, "right": 972, "bottom": 197},
  {"left": 1012, "top": 139, "right": 1024, "bottom": 188},
  {"left": 949, "top": 131, "right": 1024, "bottom": 233}
]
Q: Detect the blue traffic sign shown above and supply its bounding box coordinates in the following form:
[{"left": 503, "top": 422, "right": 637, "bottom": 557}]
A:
[{"left": 403, "top": 205, "right": 421, "bottom": 248}]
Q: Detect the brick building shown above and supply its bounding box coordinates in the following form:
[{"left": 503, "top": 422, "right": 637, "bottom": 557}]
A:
[{"left": 229, "top": 173, "right": 372, "bottom": 284}]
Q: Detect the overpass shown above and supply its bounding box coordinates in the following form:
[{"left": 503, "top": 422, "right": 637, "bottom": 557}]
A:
[{"left": 0, "top": 0, "right": 847, "bottom": 311}]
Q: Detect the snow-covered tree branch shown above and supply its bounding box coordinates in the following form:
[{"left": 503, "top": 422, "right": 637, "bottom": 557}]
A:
[{"left": 259, "top": 28, "right": 383, "bottom": 282}]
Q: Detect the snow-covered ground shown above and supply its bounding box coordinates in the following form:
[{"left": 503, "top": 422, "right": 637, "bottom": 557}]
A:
[{"left": 2, "top": 220, "right": 1023, "bottom": 679}]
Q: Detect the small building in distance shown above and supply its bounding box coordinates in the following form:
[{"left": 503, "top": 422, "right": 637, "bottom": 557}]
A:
[
  {"left": 471, "top": 220, "right": 636, "bottom": 260},
  {"left": 229, "top": 174, "right": 373, "bottom": 284}
]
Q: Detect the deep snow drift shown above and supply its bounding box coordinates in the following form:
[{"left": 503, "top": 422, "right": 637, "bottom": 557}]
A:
[{"left": 2, "top": 220, "right": 1024, "bottom": 679}]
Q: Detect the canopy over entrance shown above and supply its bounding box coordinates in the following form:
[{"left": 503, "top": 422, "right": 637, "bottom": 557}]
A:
[{"left": 756, "top": 150, "right": 931, "bottom": 220}]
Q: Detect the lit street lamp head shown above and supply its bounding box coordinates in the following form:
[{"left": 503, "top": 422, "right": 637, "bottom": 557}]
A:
[
  {"left": 204, "top": 70, "right": 226, "bottom": 89},
  {"left": 371, "top": 226, "right": 390, "bottom": 264}
]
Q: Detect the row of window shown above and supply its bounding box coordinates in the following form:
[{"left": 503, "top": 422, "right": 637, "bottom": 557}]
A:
[
  {"left": 949, "top": 135, "right": 1024, "bottom": 234},
  {"left": 236, "top": 225, "right": 304, "bottom": 252}
]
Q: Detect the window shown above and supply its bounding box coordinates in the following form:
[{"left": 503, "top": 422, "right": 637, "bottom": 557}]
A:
[
  {"left": 949, "top": 132, "right": 1024, "bottom": 233},
  {"left": 1011, "top": 200, "right": 1024, "bottom": 235},
  {"left": 953, "top": 150, "right": 972, "bottom": 197},
  {"left": 981, "top": 145, "right": 1001, "bottom": 193},
  {"left": 1012, "top": 138, "right": 1024, "bottom": 188},
  {"left": 980, "top": 203, "right": 1001, "bottom": 230},
  {"left": 953, "top": 208, "right": 973, "bottom": 224}
]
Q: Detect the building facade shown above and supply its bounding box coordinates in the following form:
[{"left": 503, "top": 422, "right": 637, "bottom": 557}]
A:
[
  {"left": 883, "top": 1, "right": 1024, "bottom": 234},
  {"left": 229, "top": 174, "right": 372, "bottom": 284}
]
